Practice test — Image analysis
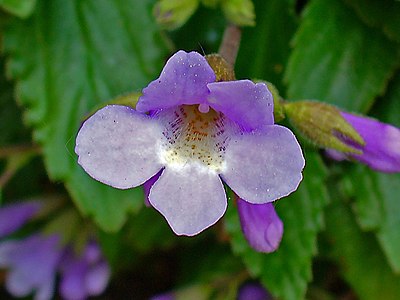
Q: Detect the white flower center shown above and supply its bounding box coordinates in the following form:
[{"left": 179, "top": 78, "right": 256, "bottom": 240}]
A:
[{"left": 157, "top": 105, "right": 236, "bottom": 172}]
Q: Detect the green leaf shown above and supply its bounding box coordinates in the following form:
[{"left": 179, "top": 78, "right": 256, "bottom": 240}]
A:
[
  {"left": 343, "top": 0, "right": 400, "bottom": 43},
  {"left": 4, "top": 0, "right": 167, "bottom": 231},
  {"left": 323, "top": 198, "right": 400, "bottom": 300},
  {"left": 225, "top": 152, "right": 329, "bottom": 300},
  {"left": 285, "top": 0, "right": 400, "bottom": 112},
  {"left": 0, "top": 0, "right": 36, "bottom": 18},
  {"left": 236, "top": 0, "right": 297, "bottom": 92},
  {"left": 343, "top": 72, "right": 400, "bottom": 273}
]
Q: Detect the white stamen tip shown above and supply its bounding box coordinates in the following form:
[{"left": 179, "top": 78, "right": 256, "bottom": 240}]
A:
[{"left": 198, "top": 103, "right": 210, "bottom": 114}]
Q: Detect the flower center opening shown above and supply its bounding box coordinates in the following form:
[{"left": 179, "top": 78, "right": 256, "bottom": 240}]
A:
[{"left": 157, "top": 105, "right": 235, "bottom": 172}]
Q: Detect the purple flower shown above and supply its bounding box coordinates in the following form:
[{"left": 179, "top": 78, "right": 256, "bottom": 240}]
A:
[
  {"left": 237, "top": 198, "right": 283, "bottom": 253},
  {"left": 150, "top": 292, "right": 175, "bottom": 300},
  {"left": 0, "top": 201, "right": 42, "bottom": 238},
  {"left": 237, "top": 282, "right": 272, "bottom": 300},
  {"left": 75, "top": 50, "right": 305, "bottom": 236},
  {"left": 328, "top": 112, "right": 400, "bottom": 172},
  {"left": 0, "top": 234, "right": 62, "bottom": 300},
  {"left": 59, "top": 241, "right": 110, "bottom": 300}
]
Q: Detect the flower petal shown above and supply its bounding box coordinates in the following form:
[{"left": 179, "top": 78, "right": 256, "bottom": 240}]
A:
[
  {"left": 136, "top": 51, "right": 216, "bottom": 113},
  {"left": 0, "top": 201, "right": 42, "bottom": 238},
  {"left": 143, "top": 172, "right": 162, "bottom": 207},
  {"left": 85, "top": 261, "right": 110, "bottom": 296},
  {"left": 75, "top": 105, "right": 164, "bottom": 189},
  {"left": 237, "top": 282, "right": 272, "bottom": 300},
  {"left": 207, "top": 80, "right": 274, "bottom": 131},
  {"left": 340, "top": 112, "right": 400, "bottom": 172},
  {"left": 4, "top": 235, "right": 61, "bottom": 300},
  {"left": 237, "top": 199, "right": 283, "bottom": 253},
  {"left": 221, "top": 125, "right": 305, "bottom": 203},
  {"left": 149, "top": 165, "right": 227, "bottom": 236},
  {"left": 60, "top": 258, "right": 87, "bottom": 300}
]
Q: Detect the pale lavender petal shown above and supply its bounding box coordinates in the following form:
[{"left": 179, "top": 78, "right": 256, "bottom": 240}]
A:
[
  {"left": 3, "top": 234, "right": 62, "bottom": 300},
  {"left": 339, "top": 112, "right": 400, "bottom": 172},
  {"left": 207, "top": 80, "right": 274, "bottom": 131},
  {"left": 237, "top": 282, "right": 272, "bottom": 300},
  {"left": 75, "top": 105, "right": 164, "bottom": 189},
  {"left": 149, "top": 165, "right": 227, "bottom": 236},
  {"left": 136, "top": 51, "right": 216, "bottom": 113},
  {"left": 0, "top": 201, "right": 41, "bottom": 238},
  {"left": 222, "top": 126, "right": 305, "bottom": 203},
  {"left": 85, "top": 261, "right": 110, "bottom": 296},
  {"left": 237, "top": 199, "right": 283, "bottom": 253}
]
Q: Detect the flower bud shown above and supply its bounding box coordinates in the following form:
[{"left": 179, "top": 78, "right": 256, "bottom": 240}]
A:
[
  {"left": 205, "top": 53, "right": 236, "bottom": 81},
  {"left": 284, "top": 101, "right": 365, "bottom": 154},
  {"left": 154, "top": 0, "right": 199, "bottom": 30},
  {"left": 221, "top": 0, "right": 255, "bottom": 27}
]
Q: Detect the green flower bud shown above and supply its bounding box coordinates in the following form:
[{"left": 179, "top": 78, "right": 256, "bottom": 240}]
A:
[
  {"left": 221, "top": 0, "right": 255, "bottom": 27},
  {"left": 154, "top": 0, "right": 199, "bottom": 30},
  {"left": 205, "top": 53, "right": 236, "bottom": 81},
  {"left": 284, "top": 101, "right": 365, "bottom": 154}
]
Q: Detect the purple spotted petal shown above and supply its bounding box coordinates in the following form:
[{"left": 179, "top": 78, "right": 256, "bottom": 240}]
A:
[
  {"left": 237, "top": 198, "right": 283, "bottom": 253},
  {"left": 75, "top": 105, "right": 164, "bottom": 189},
  {"left": 207, "top": 80, "right": 274, "bottom": 131},
  {"left": 222, "top": 125, "right": 305, "bottom": 203},
  {"left": 149, "top": 165, "right": 227, "bottom": 236},
  {"left": 1, "top": 234, "right": 62, "bottom": 300},
  {"left": 136, "top": 51, "right": 216, "bottom": 113},
  {"left": 337, "top": 112, "right": 400, "bottom": 172},
  {"left": 237, "top": 282, "right": 273, "bottom": 300},
  {"left": 0, "top": 201, "right": 41, "bottom": 238}
]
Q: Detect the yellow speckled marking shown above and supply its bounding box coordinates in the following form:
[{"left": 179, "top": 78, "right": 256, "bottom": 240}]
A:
[{"left": 158, "top": 105, "right": 234, "bottom": 171}]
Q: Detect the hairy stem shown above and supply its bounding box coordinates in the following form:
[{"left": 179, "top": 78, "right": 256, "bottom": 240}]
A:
[{"left": 218, "top": 24, "right": 242, "bottom": 67}]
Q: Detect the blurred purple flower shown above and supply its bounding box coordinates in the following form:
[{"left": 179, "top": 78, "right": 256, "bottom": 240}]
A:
[
  {"left": 76, "top": 50, "right": 305, "bottom": 236},
  {"left": 59, "top": 241, "right": 110, "bottom": 300},
  {"left": 0, "top": 234, "right": 62, "bottom": 300},
  {"left": 237, "top": 198, "right": 283, "bottom": 253},
  {"left": 237, "top": 282, "right": 273, "bottom": 300},
  {"left": 329, "top": 112, "right": 400, "bottom": 172},
  {"left": 0, "top": 201, "right": 42, "bottom": 238},
  {"left": 150, "top": 292, "right": 175, "bottom": 300}
]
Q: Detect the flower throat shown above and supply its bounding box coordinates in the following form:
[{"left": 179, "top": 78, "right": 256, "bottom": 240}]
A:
[{"left": 158, "top": 105, "right": 234, "bottom": 171}]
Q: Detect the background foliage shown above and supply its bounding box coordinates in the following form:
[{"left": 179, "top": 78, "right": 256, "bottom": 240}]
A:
[{"left": 1, "top": 0, "right": 399, "bottom": 299}]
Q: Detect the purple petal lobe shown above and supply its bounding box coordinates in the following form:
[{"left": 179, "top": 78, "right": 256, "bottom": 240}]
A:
[
  {"left": 237, "top": 282, "right": 273, "bottom": 300},
  {"left": 75, "top": 105, "right": 164, "bottom": 189},
  {"left": 237, "top": 199, "right": 283, "bottom": 252},
  {"left": 207, "top": 80, "right": 274, "bottom": 131},
  {"left": 149, "top": 165, "right": 227, "bottom": 236},
  {"left": 0, "top": 201, "right": 41, "bottom": 238},
  {"left": 85, "top": 261, "right": 110, "bottom": 296},
  {"left": 143, "top": 172, "right": 162, "bottom": 207},
  {"left": 222, "top": 125, "right": 305, "bottom": 203},
  {"left": 60, "top": 256, "right": 87, "bottom": 300},
  {"left": 137, "top": 51, "right": 216, "bottom": 113},
  {"left": 341, "top": 112, "right": 400, "bottom": 172},
  {"left": 1, "top": 234, "right": 62, "bottom": 300}
]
